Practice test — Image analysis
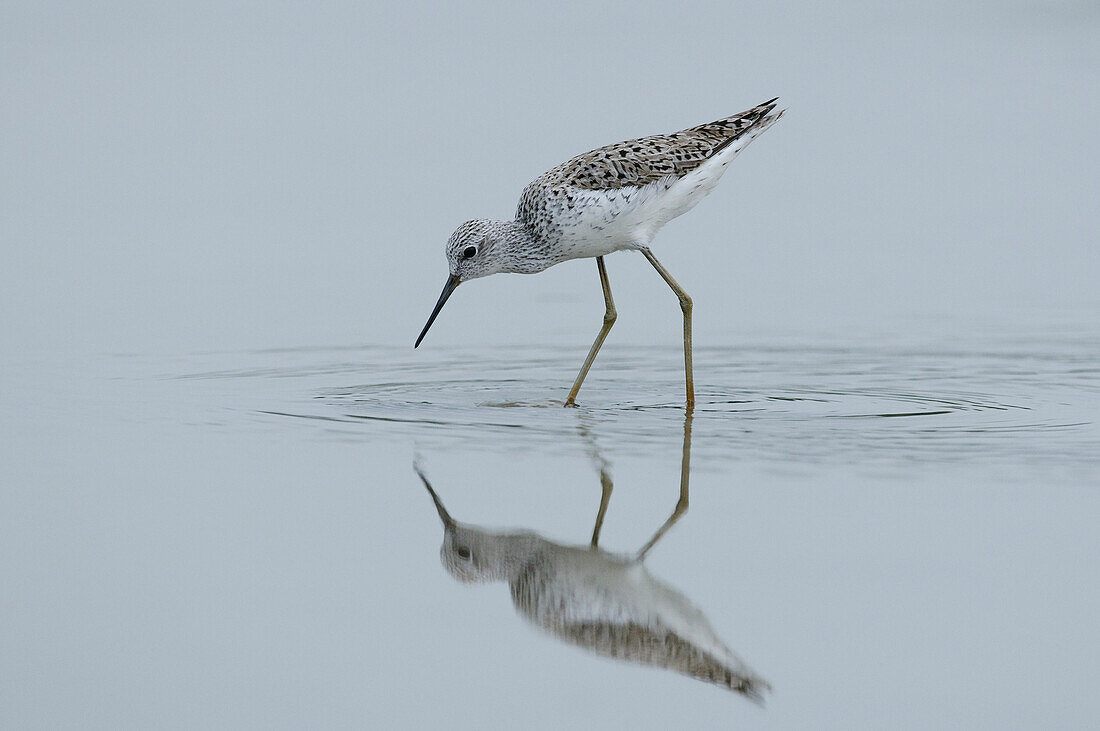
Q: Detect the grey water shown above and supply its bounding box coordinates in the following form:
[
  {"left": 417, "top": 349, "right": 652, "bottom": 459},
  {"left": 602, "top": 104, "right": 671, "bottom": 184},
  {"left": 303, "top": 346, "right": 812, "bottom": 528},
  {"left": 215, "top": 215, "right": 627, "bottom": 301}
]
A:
[{"left": 3, "top": 330, "right": 1099, "bottom": 729}]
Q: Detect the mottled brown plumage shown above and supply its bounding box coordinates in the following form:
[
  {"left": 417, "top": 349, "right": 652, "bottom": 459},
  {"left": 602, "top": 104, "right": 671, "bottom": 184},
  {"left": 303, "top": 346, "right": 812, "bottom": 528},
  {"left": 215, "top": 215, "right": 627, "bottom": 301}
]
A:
[
  {"left": 546, "top": 98, "right": 780, "bottom": 190},
  {"left": 417, "top": 98, "right": 785, "bottom": 409}
]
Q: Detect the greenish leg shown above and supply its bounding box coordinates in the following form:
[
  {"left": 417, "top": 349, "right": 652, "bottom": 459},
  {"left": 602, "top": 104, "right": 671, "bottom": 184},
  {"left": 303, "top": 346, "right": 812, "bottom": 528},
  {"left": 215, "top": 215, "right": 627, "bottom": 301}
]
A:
[
  {"left": 640, "top": 248, "right": 694, "bottom": 412},
  {"left": 565, "top": 256, "right": 617, "bottom": 407}
]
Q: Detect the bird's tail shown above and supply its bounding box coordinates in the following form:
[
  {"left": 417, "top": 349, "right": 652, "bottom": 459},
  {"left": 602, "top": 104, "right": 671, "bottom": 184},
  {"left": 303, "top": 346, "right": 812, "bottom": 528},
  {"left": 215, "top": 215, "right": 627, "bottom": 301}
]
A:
[{"left": 705, "top": 97, "right": 786, "bottom": 157}]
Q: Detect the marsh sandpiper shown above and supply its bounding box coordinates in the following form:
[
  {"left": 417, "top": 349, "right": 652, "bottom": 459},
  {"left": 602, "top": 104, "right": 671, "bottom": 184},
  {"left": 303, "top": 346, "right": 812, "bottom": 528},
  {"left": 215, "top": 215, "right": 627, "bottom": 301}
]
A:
[{"left": 415, "top": 99, "right": 786, "bottom": 410}]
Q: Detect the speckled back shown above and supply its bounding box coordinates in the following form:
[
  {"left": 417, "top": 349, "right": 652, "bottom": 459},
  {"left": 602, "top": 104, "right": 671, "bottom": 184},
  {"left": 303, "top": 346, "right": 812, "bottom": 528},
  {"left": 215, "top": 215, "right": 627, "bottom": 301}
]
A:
[{"left": 537, "top": 98, "right": 778, "bottom": 191}]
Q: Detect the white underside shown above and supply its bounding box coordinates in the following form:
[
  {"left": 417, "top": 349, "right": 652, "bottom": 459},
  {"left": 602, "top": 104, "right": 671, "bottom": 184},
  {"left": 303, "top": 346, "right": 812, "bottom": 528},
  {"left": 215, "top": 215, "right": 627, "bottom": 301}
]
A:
[{"left": 554, "top": 113, "right": 781, "bottom": 261}]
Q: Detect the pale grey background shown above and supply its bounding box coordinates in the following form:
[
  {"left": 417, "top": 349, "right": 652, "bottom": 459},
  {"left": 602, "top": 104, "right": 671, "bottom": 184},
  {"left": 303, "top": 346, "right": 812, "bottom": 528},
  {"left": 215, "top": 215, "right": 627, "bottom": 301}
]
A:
[
  {"left": 2, "top": 2, "right": 1099, "bottom": 730},
  {"left": 2, "top": 1, "right": 1098, "bottom": 355}
]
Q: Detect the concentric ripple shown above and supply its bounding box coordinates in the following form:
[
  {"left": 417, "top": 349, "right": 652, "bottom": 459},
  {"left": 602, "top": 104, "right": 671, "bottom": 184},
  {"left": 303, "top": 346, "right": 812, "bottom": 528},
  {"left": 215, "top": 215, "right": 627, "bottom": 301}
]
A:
[{"left": 170, "top": 341, "right": 1100, "bottom": 473}]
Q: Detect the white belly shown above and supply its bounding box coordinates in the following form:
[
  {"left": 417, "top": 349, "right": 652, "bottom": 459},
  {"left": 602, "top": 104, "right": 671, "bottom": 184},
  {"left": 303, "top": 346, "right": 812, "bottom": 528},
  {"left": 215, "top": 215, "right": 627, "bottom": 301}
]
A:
[{"left": 552, "top": 140, "right": 743, "bottom": 262}]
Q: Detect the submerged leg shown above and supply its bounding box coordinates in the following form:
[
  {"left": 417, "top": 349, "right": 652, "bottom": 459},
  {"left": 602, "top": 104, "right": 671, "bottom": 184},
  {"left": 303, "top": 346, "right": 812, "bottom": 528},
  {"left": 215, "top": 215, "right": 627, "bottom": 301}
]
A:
[
  {"left": 565, "top": 256, "right": 617, "bottom": 407},
  {"left": 640, "top": 248, "right": 694, "bottom": 411},
  {"left": 636, "top": 413, "right": 693, "bottom": 560}
]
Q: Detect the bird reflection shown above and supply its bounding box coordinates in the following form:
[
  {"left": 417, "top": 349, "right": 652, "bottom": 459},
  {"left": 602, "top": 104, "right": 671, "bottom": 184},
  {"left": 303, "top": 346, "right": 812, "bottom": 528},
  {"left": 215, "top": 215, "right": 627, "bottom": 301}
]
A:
[{"left": 416, "top": 415, "right": 771, "bottom": 701}]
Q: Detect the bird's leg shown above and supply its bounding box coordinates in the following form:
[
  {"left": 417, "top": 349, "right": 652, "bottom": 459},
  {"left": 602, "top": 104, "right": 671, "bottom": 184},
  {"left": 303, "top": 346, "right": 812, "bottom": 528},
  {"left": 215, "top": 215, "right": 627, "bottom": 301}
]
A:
[
  {"left": 640, "top": 248, "right": 694, "bottom": 412},
  {"left": 636, "top": 413, "right": 693, "bottom": 560},
  {"left": 565, "top": 256, "right": 617, "bottom": 407},
  {"left": 590, "top": 466, "right": 614, "bottom": 548}
]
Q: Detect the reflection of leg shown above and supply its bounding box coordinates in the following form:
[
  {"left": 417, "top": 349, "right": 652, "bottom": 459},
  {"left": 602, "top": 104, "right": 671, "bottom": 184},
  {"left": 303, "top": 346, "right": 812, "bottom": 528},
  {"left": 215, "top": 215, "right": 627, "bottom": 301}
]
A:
[
  {"left": 590, "top": 467, "right": 614, "bottom": 548},
  {"left": 565, "top": 257, "right": 617, "bottom": 407},
  {"left": 640, "top": 248, "right": 694, "bottom": 412},
  {"left": 575, "top": 415, "right": 614, "bottom": 548},
  {"left": 636, "top": 413, "right": 693, "bottom": 560}
]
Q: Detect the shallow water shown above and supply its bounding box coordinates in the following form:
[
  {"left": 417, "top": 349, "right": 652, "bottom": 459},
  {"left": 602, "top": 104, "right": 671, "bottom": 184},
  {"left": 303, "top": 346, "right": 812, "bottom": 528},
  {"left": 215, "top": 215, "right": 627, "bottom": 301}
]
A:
[
  {"left": 3, "top": 331, "right": 1099, "bottom": 728},
  {"left": 180, "top": 337, "right": 1100, "bottom": 476}
]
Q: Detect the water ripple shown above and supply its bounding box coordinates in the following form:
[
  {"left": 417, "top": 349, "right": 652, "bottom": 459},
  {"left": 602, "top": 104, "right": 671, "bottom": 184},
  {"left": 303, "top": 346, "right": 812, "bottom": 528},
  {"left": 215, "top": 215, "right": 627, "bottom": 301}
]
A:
[{"left": 165, "top": 342, "right": 1100, "bottom": 473}]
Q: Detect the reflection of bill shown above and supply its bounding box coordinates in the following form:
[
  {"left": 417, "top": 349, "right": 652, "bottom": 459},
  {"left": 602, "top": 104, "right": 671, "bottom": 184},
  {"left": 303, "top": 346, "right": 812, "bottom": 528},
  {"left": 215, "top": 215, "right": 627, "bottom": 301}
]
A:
[{"left": 415, "top": 415, "right": 770, "bottom": 701}]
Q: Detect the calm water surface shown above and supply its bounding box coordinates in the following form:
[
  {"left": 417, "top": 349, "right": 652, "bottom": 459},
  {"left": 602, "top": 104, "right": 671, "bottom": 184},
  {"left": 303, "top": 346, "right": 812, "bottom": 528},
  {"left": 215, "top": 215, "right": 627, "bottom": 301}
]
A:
[
  {"left": 3, "top": 333, "right": 1099, "bottom": 729},
  {"left": 185, "top": 336, "right": 1100, "bottom": 475}
]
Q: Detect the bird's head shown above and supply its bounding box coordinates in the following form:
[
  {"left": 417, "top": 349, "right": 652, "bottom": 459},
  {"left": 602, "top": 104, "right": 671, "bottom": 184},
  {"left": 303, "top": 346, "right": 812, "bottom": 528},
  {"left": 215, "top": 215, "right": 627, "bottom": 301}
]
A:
[
  {"left": 445, "top": 218, "right": 513, "bottom": 282},
  {"left": 414, "top": 219, "right": 537, "bottom": 347}
]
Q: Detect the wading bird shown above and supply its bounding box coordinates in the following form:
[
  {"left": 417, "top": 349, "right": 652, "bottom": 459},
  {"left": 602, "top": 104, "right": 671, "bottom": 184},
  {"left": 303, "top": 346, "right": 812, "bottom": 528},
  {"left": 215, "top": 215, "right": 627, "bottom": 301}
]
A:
[{"left": 415, "top": 99, "right": 785, "bottom": 410}]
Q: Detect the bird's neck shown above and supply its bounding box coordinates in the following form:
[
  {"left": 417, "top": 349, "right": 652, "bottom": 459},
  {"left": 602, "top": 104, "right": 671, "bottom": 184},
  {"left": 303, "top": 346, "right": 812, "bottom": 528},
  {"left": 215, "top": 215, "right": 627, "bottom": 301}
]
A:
[{"left": 497, "top": 220, "right": 550, "bottom": 274}]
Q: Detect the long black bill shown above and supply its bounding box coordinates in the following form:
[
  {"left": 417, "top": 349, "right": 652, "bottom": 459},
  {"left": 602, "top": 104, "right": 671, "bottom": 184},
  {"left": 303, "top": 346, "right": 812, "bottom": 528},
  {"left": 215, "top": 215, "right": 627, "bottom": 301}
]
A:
[
  {"left": 414, "top": 274, "right": 460, "bottom": 348},
  {"left": 414, "top": 466, "right": 455, "bottom": 528}
]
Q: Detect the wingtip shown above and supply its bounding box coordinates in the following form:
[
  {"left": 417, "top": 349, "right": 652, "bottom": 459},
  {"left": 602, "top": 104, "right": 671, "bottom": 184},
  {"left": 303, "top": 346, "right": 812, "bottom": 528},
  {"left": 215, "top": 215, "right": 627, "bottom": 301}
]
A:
[{"left": 754, "top": 97, "right": 781, "bottom": 120}]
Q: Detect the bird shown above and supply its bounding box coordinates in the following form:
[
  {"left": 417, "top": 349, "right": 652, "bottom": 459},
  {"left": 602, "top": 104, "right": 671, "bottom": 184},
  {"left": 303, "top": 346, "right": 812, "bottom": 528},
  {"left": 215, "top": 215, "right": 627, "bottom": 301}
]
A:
[
  {"left": 414, "top": 98, "right": 786, "bottom": 410},
  {"left": 413, "top": 415, "right": 772, "bottom": 700}
]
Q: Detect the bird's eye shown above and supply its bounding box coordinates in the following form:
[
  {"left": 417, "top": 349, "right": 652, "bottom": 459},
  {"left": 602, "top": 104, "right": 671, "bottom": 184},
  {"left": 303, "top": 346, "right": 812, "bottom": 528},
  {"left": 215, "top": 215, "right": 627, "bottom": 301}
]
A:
[
  {"left": 462, "top": 246, "right": 477, "bottom": 259},
  {"left": 456, "top": 546, "right": 471, "bottom": 560}
]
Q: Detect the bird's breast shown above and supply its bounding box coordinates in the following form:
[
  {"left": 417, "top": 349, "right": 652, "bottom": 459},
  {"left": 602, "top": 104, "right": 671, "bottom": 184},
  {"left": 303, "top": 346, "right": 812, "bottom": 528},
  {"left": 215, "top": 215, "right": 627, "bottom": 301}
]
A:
[{"left": 523, "top": 183, "right": 677, "bottom": 263}]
